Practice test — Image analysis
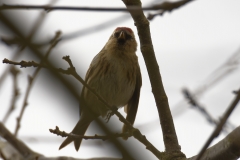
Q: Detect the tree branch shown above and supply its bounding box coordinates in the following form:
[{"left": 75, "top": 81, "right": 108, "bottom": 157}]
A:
[
  {"left": 0, "top": 1, "right": 193, "bottom": 13},
  {"left": 0, "top": 4, "right": 133, "bottom": 159},
  {"left": 3, "top": 56, "right": 164, "bottom": 159},
  {"left": 122, "top": 0, "right": 184, "bottom": 159},
  {"left": 147, "top": 0, "right": 194, "bottom": 20},
  {"left": 182, "top": 88, "right": 235, "bottom": 133},
  {"left": 14, "top": 31, "right": 61, "bottom": 137},
  {"left": 195, "top": 89, "right": 240, "bottom": 160},
  {"left": 2, "top": 66, "right": 20, "bottom": 123},
  {"left": 188, "top": 126, "right": 240, "bottom": 160},
  {"left": 49, "top": 126, "right": 131, "bottom": 141},
  {"left": 0, "top": 123, "right": 122, "bottom": 160},
  {"left": 0, "top": 122, "right": 41, "bottom": 159}
]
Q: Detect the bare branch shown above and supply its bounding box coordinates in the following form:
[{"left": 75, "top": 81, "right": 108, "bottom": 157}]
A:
[
  {"left": 0, "top": 1, "right": 193, "bottom": 13},
  {"left": 182, "top": 88, "right": 235, "bottom": 133},
  {"left": 122, "top": 0, "right": 185, "bottom": 159},
  {"left": 49, "top": 126, "right": 131, "bottom": 141},
  {"left": 0, "top": 123, "right": 122, "bottom": 160},
  {"left": 2, "top": 66, "right": 20, "bottom": 123},
  {"left": 3, "top": 55, "right": 163, "bottom": 158},
  {"left": 14, "top": 31, "right": 61, "bottom": 137},
  {"left": 0, "top": 122, "right": 41, "bottom": 159},
  {"left": 0, "top": 4, "right": 133, "bottom": 158},
  {"left": 3, "top": 58, "right": 46, "bottom": 68},
  {"left": 196, "top": 89, "right": 240, "bottom": 160},
  {"left": 0, "top": 2, "right": 52, "bottom": 89},
  {"left": 147, "top": 0, "right": 194, "bottom": 20},
  {"left": 188, "top": 126, "right": 240, "bottom": 160}
]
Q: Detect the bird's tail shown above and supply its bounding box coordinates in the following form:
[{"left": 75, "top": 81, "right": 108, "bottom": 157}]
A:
[{"left": 59, "top": 113, "right": 93, "bottom": 151}]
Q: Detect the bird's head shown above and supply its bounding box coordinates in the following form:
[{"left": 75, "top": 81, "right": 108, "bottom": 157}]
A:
[{"left": 105, "top": 27, "right": 137, "bottom": 53}]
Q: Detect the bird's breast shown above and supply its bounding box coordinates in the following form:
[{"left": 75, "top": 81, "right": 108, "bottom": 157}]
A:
[{"left": 83, "top": 54, "right": 138, "bottom": 116}]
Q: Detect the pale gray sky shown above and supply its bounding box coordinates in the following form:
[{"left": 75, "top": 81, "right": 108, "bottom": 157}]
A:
[{"left": 0, "top": 0, "right": 240, "bottom": 159}]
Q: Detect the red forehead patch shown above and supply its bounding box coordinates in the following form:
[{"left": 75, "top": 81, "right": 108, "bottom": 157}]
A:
[{"left": 115, "top": 27, "right": 133, "bottom": 33}]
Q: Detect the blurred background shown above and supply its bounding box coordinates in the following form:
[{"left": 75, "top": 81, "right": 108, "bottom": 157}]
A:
[{"left": 0, "top": 0, "right": 240, "bottom": 159}]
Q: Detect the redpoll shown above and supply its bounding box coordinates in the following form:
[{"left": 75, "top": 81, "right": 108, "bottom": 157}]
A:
[{"left": 59, "top": 27, "right": 142, "bottom": 151}]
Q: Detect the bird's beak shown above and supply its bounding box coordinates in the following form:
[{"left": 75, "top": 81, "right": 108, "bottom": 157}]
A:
[{"left": 118, "top": 31, "right": 126, "bottom": 40}]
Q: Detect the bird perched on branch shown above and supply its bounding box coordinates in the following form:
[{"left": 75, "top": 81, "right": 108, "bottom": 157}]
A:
[{"left": 59, "top": 27, "right": 142, "bottom": 151}]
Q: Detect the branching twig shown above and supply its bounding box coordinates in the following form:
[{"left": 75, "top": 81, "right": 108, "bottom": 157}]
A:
[
  {"left": 49, "top": 126, "right": 131, "bottom": 141},
  {"left": 196, "top": 88, "right": 240, "bottom": 160},
  {"left": 2, "top": 58, "right": 46, "bottom": 68},
  {"left": 0, "top": 1, "right": 195, "bottom": 48},
  {"left": 0, "top": 1, "right": 193, "bottom": 13},
  {"left": 1, "top": 3, "right": 133, "bottom": 159},
  {"left": 182, "top": 88, "right": 235, "bottom": 133},
  {"left": 188, "top": 126, "right": 240, "bottom": 160},
  {"left": 14, "top": 31, "right": 61, "bottom": 137},
  {"left": 57, "top": 56, "right": 164, "bottom": 158},
  {"left": 0, "top": 123, "right": 122, "bottom": 160},
  {"left": 2, "top": 66, "right": 20, "bottom": 123},
  {"left": 3, "top": 55, "right": 164, "bottom": 159},
  {"left": 59, "top": 55, "right": 134, "bottom": 127},
  {"left": 0, "top": 0, "right": 195, "bottom": 24},
  {"left": 0, "top": 2, "right": 53, "bottom": 88},
  {"left": 122, "top": 0, "right": 185, "bottom": 159},
  {"left": 147, "top": 0, "right": 194, "bottom": 20},
  {"left": 0, "top": 1, "right": 196, "bottom": 51}
]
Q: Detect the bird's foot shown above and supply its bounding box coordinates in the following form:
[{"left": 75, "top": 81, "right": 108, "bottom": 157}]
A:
[{"left": 105, "top": 106, "right": 118, "bottom": 123}]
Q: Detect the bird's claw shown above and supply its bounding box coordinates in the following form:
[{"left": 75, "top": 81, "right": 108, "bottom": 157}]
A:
[{"left": 105, "top": 106, "right": 118, "bottom": 123}]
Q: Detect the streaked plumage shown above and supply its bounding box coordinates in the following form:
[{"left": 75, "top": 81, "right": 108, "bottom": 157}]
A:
[{"left": 59, "top": 27, "right": 142, "bottom": 151}]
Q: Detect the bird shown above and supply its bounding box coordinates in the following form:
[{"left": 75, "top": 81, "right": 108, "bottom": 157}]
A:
[{"left": 59, "top": 27, "right": 142, "bottom": 151}]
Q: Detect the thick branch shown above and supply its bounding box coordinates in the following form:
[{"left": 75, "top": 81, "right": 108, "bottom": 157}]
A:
[
  {"left": 195, "top": 89, "right": 240, "bottom": 160},
  {"left": 122, "top": 0, "right": 183, "bottom": 157},
  {"left": 188, "top": 126, "right": 240, "bottom": 160}
]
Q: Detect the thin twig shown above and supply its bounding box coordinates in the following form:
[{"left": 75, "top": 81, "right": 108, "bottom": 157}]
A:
[
  {"left": 3, "top": 55, "right": 164, "bottom": 158},
  {"left": 0, "top": 0, "right": 194, "bottom": 48},
  {"left": 2, "top": 58, "right": 46, "bottom": 68},
  {"left": 59, "top": 56, "right": 161, "bottom": 155},
  {"left": 59, "top": 56, "right": 134, "bottom": 126},
  {"left": 2, "top": 66, "right": 20, "bottom": 123},
  {"left": 14, "top": 31, "right": 61, "bottom": 137},
  {"left": 196, "top": 88, "right": 240, "bottom": 160},
  {"left": 182, "top": 88, "right": 235, "bottom": 133},
  {"left": 49, "top": 126, "right": 131, "bottom": 141},
  {"left": 0, "top": 0, "right": 55, "bottom": 90},
  {"left": 0, "top": 2, "right": 192, "bottom": 12},
  {"left": 0, "top": 10, "right": 133, "bottom": 158},
  {"left": 1, "top": 123, "right": 123, "bottom": 160},
  {"left": 171, "top": 46, "right": 240, "bottom": 118},
  {"left": 147, "top": 0, "right": 194, "bottom": 20}
]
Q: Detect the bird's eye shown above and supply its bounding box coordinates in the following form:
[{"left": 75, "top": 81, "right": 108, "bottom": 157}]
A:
[
  {"left": 114, "top": 32, "right": 120, "bottom": 38},
  {"left": 126, "top": 34, "right": 133, "bottom": 40}
]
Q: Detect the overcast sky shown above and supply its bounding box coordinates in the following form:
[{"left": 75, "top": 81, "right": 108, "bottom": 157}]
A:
[{"left": 0, "top": 0, "right": 240, "bottom": 159}]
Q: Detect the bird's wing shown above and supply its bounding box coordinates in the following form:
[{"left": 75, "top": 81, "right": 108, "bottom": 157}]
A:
[
  {"left": 80, "top": 50, "right": 104, "bottom": 115},
  {"left": 123, "top": 65, "right": 142, "bottom": 135}
]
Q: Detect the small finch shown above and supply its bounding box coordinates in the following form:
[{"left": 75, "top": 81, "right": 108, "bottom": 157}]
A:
[{"left": 59, "top": 27, "right": 142, "bottom": 151}]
